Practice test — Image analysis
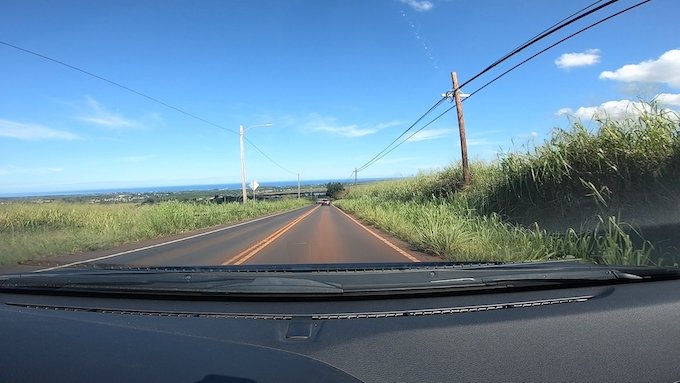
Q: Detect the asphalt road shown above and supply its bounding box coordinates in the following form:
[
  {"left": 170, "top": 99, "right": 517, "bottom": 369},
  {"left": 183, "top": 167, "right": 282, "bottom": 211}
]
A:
[{"left": 24, "top": 204, "right": 434, "bottom": 273}]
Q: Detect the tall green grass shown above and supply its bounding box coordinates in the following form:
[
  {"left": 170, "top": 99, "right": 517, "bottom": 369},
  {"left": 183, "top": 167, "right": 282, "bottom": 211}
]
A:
[
  {"left": 487, "top": 105, "right": 680, "bottom": 219},
  {"left": 336, "top": 104, "right": 679, "bottom": 266},
  {"left": 335, "top": 197, "right": 653, "bottom": 265},
  {"left": 0, "top": 199, "right": 311, "bottom": 265}
]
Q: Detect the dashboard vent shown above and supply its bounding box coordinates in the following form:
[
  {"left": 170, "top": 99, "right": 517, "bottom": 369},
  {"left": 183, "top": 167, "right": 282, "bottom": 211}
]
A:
[{"left": 6, "top": 295, "right": 592, "bottom": 321}]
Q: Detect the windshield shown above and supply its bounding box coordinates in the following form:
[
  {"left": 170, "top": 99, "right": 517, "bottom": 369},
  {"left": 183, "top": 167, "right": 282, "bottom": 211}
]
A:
[{"left": 1, "top": 0, "right": 679, "bottom": 279}]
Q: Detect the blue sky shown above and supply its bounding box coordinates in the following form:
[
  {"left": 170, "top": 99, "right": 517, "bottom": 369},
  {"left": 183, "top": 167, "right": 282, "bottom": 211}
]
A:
[{"left": 1, "top": 0, "right": 679, "bottom": 194}]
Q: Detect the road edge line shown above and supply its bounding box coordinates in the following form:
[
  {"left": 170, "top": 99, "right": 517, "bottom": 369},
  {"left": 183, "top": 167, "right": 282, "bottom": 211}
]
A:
[
  {"left": 334, "top": 206, "right": 420, "bottom": 263},
  {"left": 32, "top": 204, "right": 314, "bottom": 273}
]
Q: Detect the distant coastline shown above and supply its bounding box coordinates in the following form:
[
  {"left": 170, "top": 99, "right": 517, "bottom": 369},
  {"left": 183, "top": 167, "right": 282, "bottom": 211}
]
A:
[{"left": 0, "top": 178, "right": 393, "bottom": 198}]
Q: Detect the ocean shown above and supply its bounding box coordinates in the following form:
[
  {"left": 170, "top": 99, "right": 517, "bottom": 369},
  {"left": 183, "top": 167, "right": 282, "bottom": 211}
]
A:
[{"left": 1, "top": 178, "right": 391, "bottom": 198}]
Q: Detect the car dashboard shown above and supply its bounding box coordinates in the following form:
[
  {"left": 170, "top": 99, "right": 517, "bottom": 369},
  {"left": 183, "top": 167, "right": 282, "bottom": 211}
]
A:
[{"left": 1, "top": 278, "right": 680, "bottom": 382}]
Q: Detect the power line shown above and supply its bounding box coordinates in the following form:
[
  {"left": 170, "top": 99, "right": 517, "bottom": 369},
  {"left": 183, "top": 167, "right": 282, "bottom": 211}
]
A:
[
  {"left": 478, "top": 0, "right": 604, "bottom": 85},
  {"left": 464, "top": 0, "right": 652, "bottom": 100},
  {"left": 0, "top": 40, "right": 237, "bottom": 134},
  {"left": 364, "top": 105, "right": 456, "bottom": 170},
  {"left": 357, "top": 0, "right": 651, "bottom": 170},
  {"left": 457, "top": 0, "right": 619, "bottom": 90},
  {"left": 0, "top": 39, "right": 302, "bottom": 177},
  {"left": 244, "top": 137, "right": 296, "bottom": 175},
  {"left": 345, "top": 171, "right": 356, "bottom": 185},
  {"left": 356, "top": 97, "right": 447, "bottom": 172},
  {"left": 354, "top": 0, "right": 619, "bottom": 175},
  {"left": 517, "top": 0, "right": 605, "bottom": 46}
]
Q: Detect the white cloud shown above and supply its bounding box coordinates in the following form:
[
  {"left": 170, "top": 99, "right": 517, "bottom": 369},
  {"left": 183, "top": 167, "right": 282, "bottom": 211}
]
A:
[
  {"left": 555, "top": 49, "right": 601, "bottom": 69},
  {"left": 656, "top": 93, "right": 680, "bottom": 106},
  {"left": 599, "top": 49, "right": 680, "bottom": 88},
  {"left": 405, "top": 128, "right": 454, "bottom": 142},
  {"left": 516, "top": 132, "right": 538, "bottom": 140},
  {"left": 467, "top": 138, "right": 500, "bottom": 147},
  {"left": 0, "top": 119, "right": 80, "bottom": 140},
  {"left": 557, "top": 98, "right": 679, "bottom": 121},
  {"left": 0, "top": 167, "right": 62, "bottom": 176},
  {"left": 374, "top": 121, "right": 405, "bottom": 130},
  {"left": 556, "top": 108, "right": 573, "bottom": 116},
  {"left": 400, "top": 0, "right": 433, "bottom": 12},
  {"left": 76, "top": 97, "right": 136, "bottom": 129},
  {"left": 470, "top": 129, "right": 502, "bottom": 137},
  {"left": 306, "top": 115, "right": 403, "bottom": 138},
  {"left": 556, "top": 100, "right": 648, "bottom": 120},
  {"left": 119, "top": 155, "right": 155, "bottom": 163},
  {"left": 313, "top": 124, "right": 378, "bottom": 138}
]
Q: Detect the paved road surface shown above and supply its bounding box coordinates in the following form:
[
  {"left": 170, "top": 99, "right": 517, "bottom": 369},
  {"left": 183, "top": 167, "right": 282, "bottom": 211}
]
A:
[
  {"left": 19, "top": 204, "right": 435, "bottom": 273},
  {"left": 225, "top": 204, "right": 420, "bottom": 265}
]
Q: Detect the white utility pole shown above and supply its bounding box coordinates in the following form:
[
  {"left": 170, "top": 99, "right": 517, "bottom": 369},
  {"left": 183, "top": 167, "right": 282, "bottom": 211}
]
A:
[
  {"left": 239, "top": 125, "right": 248, "bottom": 203},
  {"left": 239, "top": 123, "right": 272, "bottom": 203},
  {"left": 297, "top": 173, "right": 301, "bottom": 199}
]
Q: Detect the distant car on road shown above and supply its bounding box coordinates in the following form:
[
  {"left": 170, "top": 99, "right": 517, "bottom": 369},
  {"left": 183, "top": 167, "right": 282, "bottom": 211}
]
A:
[{"left": 317, "top": 199, "right": 331, "bottom": 206}]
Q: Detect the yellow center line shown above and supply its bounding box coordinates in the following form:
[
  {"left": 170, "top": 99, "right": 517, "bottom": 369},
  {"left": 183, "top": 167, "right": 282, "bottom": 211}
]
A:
[
  {"left": 223, "top": 205, "right": 320, "bottom": 265},
  {"left": 334, "top": 206, "right": 421, "bottom": 262}
]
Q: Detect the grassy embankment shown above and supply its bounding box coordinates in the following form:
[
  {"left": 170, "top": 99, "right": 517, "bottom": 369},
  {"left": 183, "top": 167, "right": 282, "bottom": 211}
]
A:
[
  {"left": 0, "top": 198, "right": 311, "bottom": 265},
  {"left": 335, "top": 104, "right": 680, "bottom": 266}
]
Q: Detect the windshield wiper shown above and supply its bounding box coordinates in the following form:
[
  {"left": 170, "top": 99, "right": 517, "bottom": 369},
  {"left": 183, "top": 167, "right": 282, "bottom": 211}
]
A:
[
  {"left": 481, "top": 268, "right": 643, "bottom": 283},
  {"left": 1, "top": 262, "right": 678, "bottom": 298},
  {"left": 0, "top": 272, "right": 344, "bottom": 296}
]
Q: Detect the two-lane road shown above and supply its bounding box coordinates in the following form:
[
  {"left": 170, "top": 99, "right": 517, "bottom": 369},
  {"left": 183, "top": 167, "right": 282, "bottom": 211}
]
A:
[
  {"left": 26, "top": 204, "right": 434, "bottom": 273},
  {"left": 225, "top": 204, "right": 420, "bottom": 265}
]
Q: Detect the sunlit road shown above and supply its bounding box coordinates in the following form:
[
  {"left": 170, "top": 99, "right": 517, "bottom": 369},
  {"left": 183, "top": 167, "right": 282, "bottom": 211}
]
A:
[
  {"left": 223, "top": 204, "right": 422, "bottom": 265},
  {"left": 21, "top": 204, "right": 435, "bottom": 273}
]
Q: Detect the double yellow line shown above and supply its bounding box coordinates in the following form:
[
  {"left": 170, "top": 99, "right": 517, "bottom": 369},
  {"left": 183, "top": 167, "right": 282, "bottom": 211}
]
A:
[{"left": 222, "top": 205, "right": 320, "bottom": 265}]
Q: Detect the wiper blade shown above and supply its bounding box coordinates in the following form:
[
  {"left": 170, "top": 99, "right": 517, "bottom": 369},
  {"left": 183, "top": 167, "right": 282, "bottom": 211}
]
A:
[
  {"left": 399, "top": 269, "right": 637, "bottom": 291},
  {"left": 1, "top": 262, "right": 678, "bottom": 297},
  {"left": 480, "top": 269, "right": 640, "bottom": 283},
  {"left": 0, "top": 272, "right": 344, "bottom": 295},
  {"left": 439, "top": 267, "right": 680, "bottom": 284}
]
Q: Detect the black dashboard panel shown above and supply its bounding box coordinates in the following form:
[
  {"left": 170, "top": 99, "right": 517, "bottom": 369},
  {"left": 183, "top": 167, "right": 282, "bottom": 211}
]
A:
[{"left": 2, "top": 280, "right": 680, "bottom": 382}]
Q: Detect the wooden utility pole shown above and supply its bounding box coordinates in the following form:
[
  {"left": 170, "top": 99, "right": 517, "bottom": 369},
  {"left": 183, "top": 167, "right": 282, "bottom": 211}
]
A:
[{"left": 451, "top": 71, "right": 471, "bottom": 186}]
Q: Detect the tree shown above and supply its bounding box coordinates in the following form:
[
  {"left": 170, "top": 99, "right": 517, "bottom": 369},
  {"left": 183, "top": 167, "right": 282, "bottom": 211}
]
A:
[{"left": 326, "top": 182, "right": 345, "bottom": 198}]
